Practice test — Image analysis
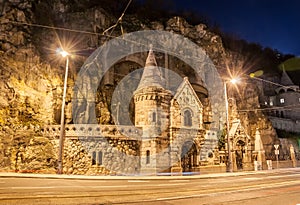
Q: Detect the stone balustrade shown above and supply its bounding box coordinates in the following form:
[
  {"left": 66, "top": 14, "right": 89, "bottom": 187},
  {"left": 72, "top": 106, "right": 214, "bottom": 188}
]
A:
[{"left": 41, "top": 124, "right": 142, "bottom": 139}]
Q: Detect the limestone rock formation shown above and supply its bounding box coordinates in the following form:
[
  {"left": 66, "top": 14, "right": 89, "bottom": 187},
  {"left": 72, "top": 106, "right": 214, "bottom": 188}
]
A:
[{"left": 0, "top": 0, "right": 281, "bottom": 173}]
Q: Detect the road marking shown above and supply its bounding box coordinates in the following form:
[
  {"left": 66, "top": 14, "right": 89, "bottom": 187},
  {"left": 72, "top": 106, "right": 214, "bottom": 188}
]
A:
[
  {"left": 157, "top": 196, "right": 187, "bottom": 200},
  {"left": 169, "top": 180, "right": 190, "bottom": 182},
  {"left": 88, "top": 185, "right": 128, "bottom": 188},
  {"left": 127, "top": 180, "right": 149, "bottom": 183},
  {"left": 157, "top": 183, "right": 183, "bottom": 186},
  {"left": 11, "top": 187, "right": 55, "bottom": 189},
  {"left": 243, "top": 177, "right": 261, "bottom": 181},
  {"left": 74, "top": 180, "right": 108, "bottom": 183},
  {"left": 9, "top": 185, "right": 129, "bottom": 189},
  {"left": 265, "top": 173, "right": 300, "bottom": 179},
  {"left": 156, "top": 180, "right": 300, "bottom": 202},
  {"left": 156, "top": 179, "right": 300, "bottom": 201}
]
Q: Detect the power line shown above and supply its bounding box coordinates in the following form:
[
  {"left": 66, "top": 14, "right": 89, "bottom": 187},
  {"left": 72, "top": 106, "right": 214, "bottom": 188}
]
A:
[
  {"left": 248, "top": 74, "right": 300, "bottom": 93},
  {"left": 8, "top": 21, "right": 110, "bottom": 37},
  {"left": 7, "top": 20, "right": 213, "bottom": 78},
  {"left": 7, "top": 20, "right": 300, "bottom": 106},
  {"left": 237, "top": 104, "right": 300, "bottom": 112},
  {"left": 102, "top": 0, "right": 132, "bottom": 36},
  {"left": 6, "top": 13, "right": 299, "bottom": 93}
]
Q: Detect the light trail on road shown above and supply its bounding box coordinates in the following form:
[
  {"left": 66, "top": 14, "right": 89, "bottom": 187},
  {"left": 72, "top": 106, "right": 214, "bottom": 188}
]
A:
[{"left": 0, "top": 168, "right": 300, "bottom": 205}]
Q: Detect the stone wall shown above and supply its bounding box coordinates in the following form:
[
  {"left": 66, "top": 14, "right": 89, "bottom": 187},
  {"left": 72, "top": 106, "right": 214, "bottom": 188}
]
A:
[
  {"left": 62, "top": 137, "right": 140, "bottom": 175},
  {"left": 0, "top": 129, "right": 56, "bottom": 173},
  {"left": 200, "top": 130, "right": 219, "bottom": 164}
]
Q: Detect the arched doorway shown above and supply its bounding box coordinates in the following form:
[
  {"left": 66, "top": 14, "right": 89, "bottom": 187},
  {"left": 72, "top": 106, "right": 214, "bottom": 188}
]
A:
[
  {"left": 235, "top": 140, "right": 245, "bottom": 170},
  {"left": 181, "top": 141, "right": 197, "bottom": 172}
]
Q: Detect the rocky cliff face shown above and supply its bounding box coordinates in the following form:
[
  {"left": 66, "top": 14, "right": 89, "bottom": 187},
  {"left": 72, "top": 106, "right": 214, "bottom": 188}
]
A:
[
  {"left": 0, "top": 0, "right": 278, "bottom": 173},
  {"left": 0, "top": 0, "right": 65, "bottom": 172}
]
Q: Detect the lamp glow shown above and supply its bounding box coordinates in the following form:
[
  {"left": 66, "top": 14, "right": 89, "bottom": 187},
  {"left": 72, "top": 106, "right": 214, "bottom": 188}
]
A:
[
  {"left": 230, "top": 78, "right": 239, "bottom": 84},
  {"left": 56, "top": 48, "right": 69, "bottom": 58},
  {"left": 60, "top": 50, "right": 69, "bottom": 57}
]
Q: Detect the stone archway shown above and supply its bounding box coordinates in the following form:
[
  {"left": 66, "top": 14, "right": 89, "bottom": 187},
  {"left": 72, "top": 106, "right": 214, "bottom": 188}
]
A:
[
  {"left": 181, "top": 141, "right": 198, "bottom": 172},
  {"left": 235, "top": 140, "right": 245, "bottom": 170}
]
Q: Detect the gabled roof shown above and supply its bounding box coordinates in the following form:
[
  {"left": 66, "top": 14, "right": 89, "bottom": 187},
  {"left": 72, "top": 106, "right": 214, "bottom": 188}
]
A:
[
  {"left": 229, "top": 119, "right": 240, "bottom": 138},
  {"left": 136, "top": 47, "right": 165, "bottom": 91},
  {"left": 229, "top": 119, "right": 251, "bottom": 141},
  {"left": 173, "top": 77, "right": 203, "bottom": 108}
]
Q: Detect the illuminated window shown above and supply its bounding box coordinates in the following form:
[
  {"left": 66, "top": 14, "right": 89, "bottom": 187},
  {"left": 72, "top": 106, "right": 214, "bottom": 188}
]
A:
[
  {"left": 270, "top": 101, "right": 273, "bottom": 106},
  {"left": 184, "top": 110, "right": 192, "bottom": 126},
  {"left": 280, "top": 98, "right": 285, "bottom": 104}
]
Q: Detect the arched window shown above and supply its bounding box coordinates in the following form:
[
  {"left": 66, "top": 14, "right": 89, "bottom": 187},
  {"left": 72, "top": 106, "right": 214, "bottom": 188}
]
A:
[
  {"left": 184, "top": 110, "right": 192, "bottom": 126},
  {"left": 97, "top": 151, "right": 103, "bottom": 165},
  {"left": 92, "top": 151, "right": 96, "bottom": 165},
  {"left": 146, "top": 150, "right": 150, "bottom": 164},
  {"left": 152, "top": 112, "right": 156, "bottom": 122}
]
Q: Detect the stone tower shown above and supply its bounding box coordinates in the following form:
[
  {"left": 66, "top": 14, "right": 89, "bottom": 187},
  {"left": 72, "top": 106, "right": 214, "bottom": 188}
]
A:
[{"left": 134, "top": 47, "right": 172, "bottom": 174}]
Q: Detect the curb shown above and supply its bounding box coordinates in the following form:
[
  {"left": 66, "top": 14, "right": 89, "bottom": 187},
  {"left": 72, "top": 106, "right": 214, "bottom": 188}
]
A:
[{"left": 1, "top": 167, "right": 299, "bottom": 181}]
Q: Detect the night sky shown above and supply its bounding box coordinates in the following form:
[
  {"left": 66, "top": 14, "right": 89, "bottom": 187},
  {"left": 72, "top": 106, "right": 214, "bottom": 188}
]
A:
[{"left": 174, "top": 0, "right": 300, "bottom": 56}]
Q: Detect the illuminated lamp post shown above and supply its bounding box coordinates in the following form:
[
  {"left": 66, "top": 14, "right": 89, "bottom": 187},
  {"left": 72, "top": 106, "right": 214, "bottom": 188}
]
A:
[
  {"left": 224, "top": 78, "right": 239, "bottom": 172},
  {"left": 57, "top": 48, "right": 70, "bottom": 174}
]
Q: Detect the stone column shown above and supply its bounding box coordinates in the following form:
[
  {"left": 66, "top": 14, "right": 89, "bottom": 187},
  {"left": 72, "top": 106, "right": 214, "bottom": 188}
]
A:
[
  {"left": 243, "top": 144, "right": 253, "bottom": 171},
  {"left": 254, "top": 128, "right": 265, "bottom": 170},
  {"left": 170, "top": 135, "right": 182, "bottom": 176},
  {"left": 290, "top": 144, "right": 296, "bottom": 168}
]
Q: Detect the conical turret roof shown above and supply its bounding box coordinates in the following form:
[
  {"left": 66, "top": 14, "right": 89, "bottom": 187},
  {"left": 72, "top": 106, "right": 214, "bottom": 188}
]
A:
[
  {"left": 136, "top": 46, "right": 165, "bottom": 91},
  {"left": 145, "top": 47, "right": 158, "bottom": 67}
]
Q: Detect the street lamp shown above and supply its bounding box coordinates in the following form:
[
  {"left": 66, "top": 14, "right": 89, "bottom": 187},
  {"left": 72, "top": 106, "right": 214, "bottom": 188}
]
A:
[
  {"left": 224, "top": 78, "right": 239, "bottom": 172},
  {"left": 57, "top": 48, "right": 70, "bottom": 174}
]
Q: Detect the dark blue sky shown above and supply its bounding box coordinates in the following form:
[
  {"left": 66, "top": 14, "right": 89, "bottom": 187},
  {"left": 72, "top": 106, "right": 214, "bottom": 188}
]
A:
[{"left": 174, "top": 0, "right": 300, "bottom": 56}]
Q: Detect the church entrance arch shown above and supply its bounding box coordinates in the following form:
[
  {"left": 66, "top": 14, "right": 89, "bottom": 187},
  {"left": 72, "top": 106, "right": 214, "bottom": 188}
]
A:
[
  {"left": 181, "top": 141, "right": 197, "bottom": 172},
  {"left": 235, "top": 140, "right": 246, "bottom": 170}
]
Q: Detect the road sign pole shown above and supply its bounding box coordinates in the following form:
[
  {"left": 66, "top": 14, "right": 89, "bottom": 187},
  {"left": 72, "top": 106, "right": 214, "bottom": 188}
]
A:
[{"left": 274, "top": 144, "right": 280, "bottom": 169}]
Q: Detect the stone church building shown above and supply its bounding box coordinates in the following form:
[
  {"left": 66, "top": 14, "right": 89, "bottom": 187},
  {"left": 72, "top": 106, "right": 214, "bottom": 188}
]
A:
[
  {"left": 133, "top": 48, "right": 205, "bottom": 174},
  {"left": 38, "top": 47, "right": 262, "bottom": 175},
  {"left": 42, "top": 48, "right": 225, "bottom": 175}
]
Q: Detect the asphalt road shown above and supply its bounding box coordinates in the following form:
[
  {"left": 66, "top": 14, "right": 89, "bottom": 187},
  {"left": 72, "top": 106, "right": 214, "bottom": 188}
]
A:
[{"left": 1, "top": 168, "right": 300, "bottom": 205}]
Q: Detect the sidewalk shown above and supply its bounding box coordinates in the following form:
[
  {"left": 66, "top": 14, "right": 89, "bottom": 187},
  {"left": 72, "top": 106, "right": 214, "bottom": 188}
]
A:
[{"left": 1, "top": 167, "right": 299, "bottom": 180}]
